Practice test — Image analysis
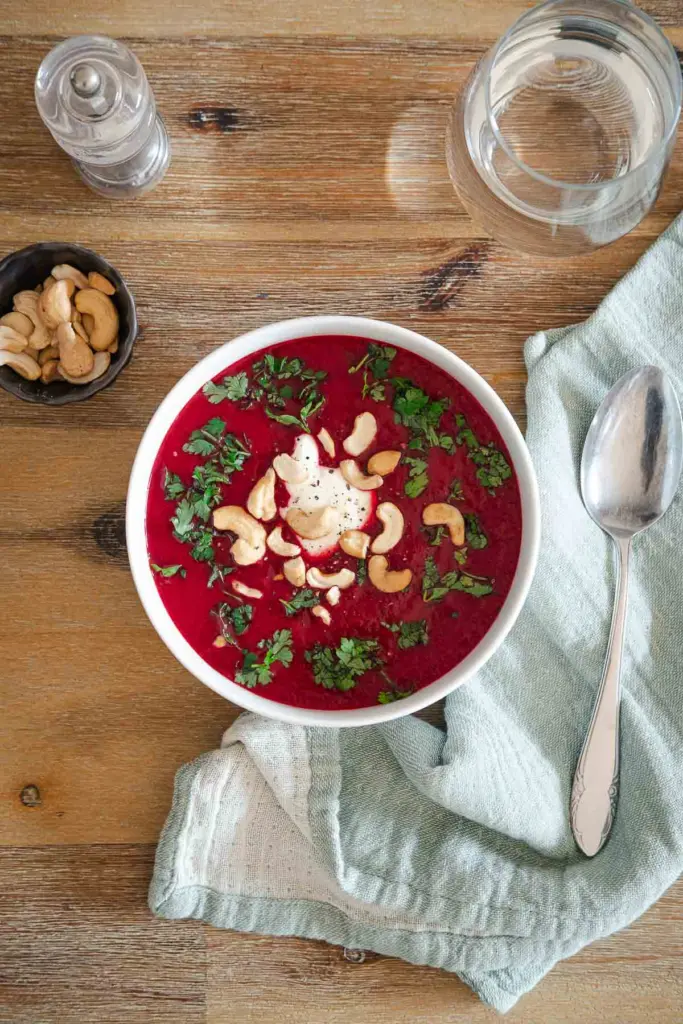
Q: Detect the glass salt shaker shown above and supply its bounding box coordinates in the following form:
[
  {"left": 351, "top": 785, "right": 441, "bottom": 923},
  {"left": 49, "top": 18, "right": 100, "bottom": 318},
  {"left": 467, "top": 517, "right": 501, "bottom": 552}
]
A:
[{"left": 35, "top": 35, "right": 171, "bottom": 199}]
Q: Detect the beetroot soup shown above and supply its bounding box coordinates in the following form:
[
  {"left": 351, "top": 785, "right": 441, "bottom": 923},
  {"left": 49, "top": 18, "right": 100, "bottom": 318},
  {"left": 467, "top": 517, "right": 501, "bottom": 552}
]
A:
[{"left": 145, "top": 336, "right": 522, "bottom": 710}]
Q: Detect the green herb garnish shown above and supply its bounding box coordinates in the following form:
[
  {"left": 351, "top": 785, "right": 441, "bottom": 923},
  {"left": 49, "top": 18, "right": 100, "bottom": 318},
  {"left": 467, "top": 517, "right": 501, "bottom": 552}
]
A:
[
  {"left": 464, "top": 513, "right": 488, "bottom": 549},
  {"left": 306, "top": 637, "right": 383, "bottom": 692},
  {"left": 422, "top": 555, "right": 493, "bottom": 602},
  {"left": 403, "top": 455, "right": 429, "bottom": 498},
  {"left": 426, "top": 524, "right": 446, "bottom": 547},
  {"left": 213, "top": 601, "right": 254, "bottom": 646},
  {"left": 235, "top": 629, "right": 294, "bottom": 688},
  {"left": 151, "top": 563, "right": 186, "bottom": 579},
  {"left": 377, "top": 686, "right": 415, "bottom": 704},
  {"left": 203, "top": 372, "right": 250, "bottom": 404},
  {"left": 163, "top": 469, "right": 186, "bottom": 501},
  {"left": 448, "top": 478, "right": 464, "bottom": 502},
  {"left": 392, "top": 378, "right": 455, "bottom": 453},
  {"left": 280, "top": 588, "right": 320, "bottom": 616},
  {"left": 207, "top": 564, "right": 235, "bottom": 589},
  {"left": 382, "top": 619, "right": 429, "bottom": 650},
  {"left": 454, "top": 414, "right": 512, "bottom": 494},
  {"left": 349, "top": 343, "right": 397, "bottom": 379},
  {"left": 356, "top": 559, "right": 368, "bottom": 586}
]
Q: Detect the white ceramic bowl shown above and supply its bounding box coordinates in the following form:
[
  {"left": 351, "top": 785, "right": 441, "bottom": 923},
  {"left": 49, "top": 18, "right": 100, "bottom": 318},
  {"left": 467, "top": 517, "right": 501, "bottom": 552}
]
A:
[{"left": 127, "top": 316, "right": 540, "bottom": 727}]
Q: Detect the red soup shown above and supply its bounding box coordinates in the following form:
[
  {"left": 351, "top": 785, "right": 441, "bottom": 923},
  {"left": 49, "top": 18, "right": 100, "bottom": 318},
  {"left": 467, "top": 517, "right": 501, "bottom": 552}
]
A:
[{"left": 146, "top": 335, "right": 522, "bottom": 710}]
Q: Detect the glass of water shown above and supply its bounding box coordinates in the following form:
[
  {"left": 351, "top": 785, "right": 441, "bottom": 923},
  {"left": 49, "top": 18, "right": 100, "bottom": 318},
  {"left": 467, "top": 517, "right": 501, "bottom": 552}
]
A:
[{"left": 446, "top": 0, "right": 682, "bottom": 256}]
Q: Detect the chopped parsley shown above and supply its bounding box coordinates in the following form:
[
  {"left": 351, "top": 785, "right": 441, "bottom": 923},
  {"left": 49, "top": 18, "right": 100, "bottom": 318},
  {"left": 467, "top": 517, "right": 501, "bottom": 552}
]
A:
[
  {"left": 306, "top": 637, "right": 383, "bottom": 692},
  {"left": 151, "top": 563, "right": 186, "bottom": 579},
  {"left": 348, "top": 343, "right": 397, "bottom": 380},
  {"left": 202, "top": 353, "right": 327, "bottom": 433},
  {"left": 422, "top": 555, "right": 493, "bottom": 602},
  {"left": 392, "top": 378, "right": 455, "bottom": 453},
  {"left": 235, "top": 629, "right": 294, "bottom": 688},
  {"left": 213, "top": 601, "right": 254, "bottom": 646},
  {"left": 448, "top": 478, "right": 464, "bottom": 502},
  {"left": 464, "top": 513, "right": 488, "bottom": 549},
  {"left": 403, "top": 455, "right": 429, "bottom": 499},
  {"left": 207, "top": 563, "right": 235, "bottom": 589},
  {"left": 280, "top": 588, "right": 320, "bottom": 616},
  {"left": 377, "top": 686, "right": 415, "bottom": 704},
  {"left": 454, "top": 414, "right": 512, "bottom": 494},
  {"left": 382, "top": 619, "right": 429, "bottom": 650},
  {"left": 163, "top": 470, "right": 186, "bottom": 501},
  {"left": 356, "top": 559, "right": 368, "bottom": 586},
  {"left": 426, "top": 524, "right": 447, "bottom": 547}
]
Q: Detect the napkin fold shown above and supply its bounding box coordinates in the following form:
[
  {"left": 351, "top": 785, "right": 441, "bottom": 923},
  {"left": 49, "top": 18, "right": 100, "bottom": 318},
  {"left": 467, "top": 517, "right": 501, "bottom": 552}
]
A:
[{"left": 150, "top": 216, "right": 683, "bottom": 1012}]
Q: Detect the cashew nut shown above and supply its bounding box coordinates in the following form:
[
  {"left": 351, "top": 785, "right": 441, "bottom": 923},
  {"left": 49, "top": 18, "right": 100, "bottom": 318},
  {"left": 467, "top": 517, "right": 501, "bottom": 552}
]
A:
[
  {"left": 38, "top": 344, "right": 60, "bottom": 366},
  {"left": 371, "top": 503, "right": 405, "bottom": 554},
  {"left": 72, "top": 319, "right": 90, "bottom": 343},
  {"left": 285, "top": 505, "right": 338, "bottom": 540},
  {"left": 43, "top": 274, "right": 57, "bottom": 292},
  {"left": 339, "top": 529, "right": 370, "bottom": 559},
  {"left": 82, "top": 313, "right": 95, "bottom": 336},
  {"left": 212, "top": 505, "right": 267, "bottom": 566},
  {"left": 52, "top": 264, "right": 90, "bottom": 290},
  {"left": 57, "top": 321, "right": 94, "bottom": 379},
  {"left": 317, "top": 427, "right": 335, "bottom": 458},
  {"left": 88, "top": 271, "right": 116, "bottom": 296},
  {"left": 273, "top": 452, "right": 308, "bottom": 484},
  {"left": 74, "top": 288, "right": 119, "bottom": 351},
  {"left": 213, "top": 635, "right": 228, "bottom": 649},
  {"left": 247, "top": 468, "right": 277, "bottom": 522},
  {"left": 12, "top": 291, "right": 51, "bottom": 349},
  {"left": 340, "top": 459, "right": 383, "bottom": 491},
  {"left": 343, "top": 411, "right": 377, "bottom": 456},
  {"left": 283, "top": 556, "right": 306, "bottom": 587},
  {"left": 325, "top": 586, "right": 341, "bottom": 606},
  {"left": 40, "top": 359, "right": 60, "bottom": 384},
  {"left": 368, "top": 555, "right": 412, "bottom": 594},
  {"left": 367, "top": 450, "right": 401, "bottom": 476},
  {"left": 58, "top": 350, "right": 111, "bottom": 385},
  {"left": 0, "top": 326, "right": 28, "bottom": 353},
  {"left": 267, "top": 525, "right": 301, "bottom": 558},
  {"left": 0, "top": 350, "right": 40, "bottom": 380},
  {"left": 0, "top": 312, "right": 33, "bottom": 337},
  {"left": 422, "top": 503, "right": 465, "bottom": 546},
  {"left": 39, "top": 279, "right": 73, "bottom": 329},
  {"left": 232, "top": 580, "right": 263, "bottom": 600},
  {"left": 306, "top": 567, "right": 355, "bottom": 590},
  {"left": 312, "top": 605, "right": 331, "bottom": 625},
  {"left": 108, "top": 338, "right": 119, "bottom": 354}
]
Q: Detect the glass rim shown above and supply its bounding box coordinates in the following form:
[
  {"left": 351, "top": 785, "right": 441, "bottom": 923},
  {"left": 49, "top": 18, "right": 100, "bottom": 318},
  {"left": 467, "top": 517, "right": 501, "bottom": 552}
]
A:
[{"left": 484, "top": 0, "right": 683, "bottom": 193}]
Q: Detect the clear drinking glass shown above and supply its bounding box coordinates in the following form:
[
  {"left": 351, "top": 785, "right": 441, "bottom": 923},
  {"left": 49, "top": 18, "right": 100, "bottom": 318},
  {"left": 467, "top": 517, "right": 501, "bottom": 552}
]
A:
[{"left": 446, "top": 0, "right": 682, "bottom": 256}]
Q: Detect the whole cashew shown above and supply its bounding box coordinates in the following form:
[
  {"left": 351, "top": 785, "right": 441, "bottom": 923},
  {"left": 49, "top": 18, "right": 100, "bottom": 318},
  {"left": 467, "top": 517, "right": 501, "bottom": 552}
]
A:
[
  {"left": 38, "top": 345, "right": 60, "bottom": 366},
  {"left": 0, "top": 350, "right": 40, "bottom": 380},
  {"left": 371, "top": 503, "right": 405, "bottom": 554},
  {"left": 343, "top": 411, "right": 377, "bottom": 456},
  {"left": 52, "top": 264, "right": 90, "bottom": 290},
  {"left": 0, "top": 311, "right": 33, "bottom": 337},
  {"left": 368, "top": 555, "right": 412, "bottom": 594},
  {"left": 283, "top": 556, "right": 306, "bottom": 587},
  {"left": 39, "top": 279, "right": 73, "bottom": 330},
  {"left": 12, "top": 291, "right": 52, "bottom": 350},
  {"left": 306, "top": 567, "right": 355, "bottom": 590},
  {"left": 317, "top": 427, "right": 335, "bottom": 458},
  {"left": 422, "top": 503, "right": 465, "bottom": 546},
  {"left": 57, "top": 321, "right": 94, "bottom": 379},
  {"left": 232, "top": 580, "right": 263, "bottom": 600},
  {"left": 58, "top": 351, "right": 111, "bottom": 385},
  {"left": 367, "top": 450, "right": 401, "bottom": 476},
  {"left": 285, "top": 505, "right": 338, "bottom": 540},
  {"left": 0, "top": 326, "right": 29, "bottom": 353},
  {"left": 339, "top": 529, "right": 370, "bottom": 558},
  {"left": 340, "top": 460, "right": 383, "bottom": 491},
  {"left": 74, "top": 289, "right": 119, "bottom": 351},
  {"left": 247, "top": 468, "right": 277, "bottom": 522},
  {"left": 88, "top": 271, "right": 116, "bottom": 296},
  {"left": 40, "top": 359, "right": 60, "bottom": 384},
  {"left": 266, "top": 525, "right": 301, "bottom": 558},
  {"left": 273, "top": 452, "right": 309, "bottom": 484},
  {"left": 212, "top": 505, "right": 267, "bottom": 565}
]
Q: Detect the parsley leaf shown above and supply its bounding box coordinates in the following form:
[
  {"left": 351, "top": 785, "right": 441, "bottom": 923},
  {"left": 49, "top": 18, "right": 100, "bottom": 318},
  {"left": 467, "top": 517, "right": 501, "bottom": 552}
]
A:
[
  {"left": 464, "top": 513, "right": 488, "bottom": 549},
  {"left": 377, "top": 686, "right": 415, "bottom": 704},
  {"left": 349, "top": 343, "right": 397, "bottom": 379},
  {"left": 203, "top": 372, "right": 250, "bottom": 404},
  {"left": 280, "top": 588, "right": 320, "bottom": 616},
  {"left": 190, "top": 528, "right": 214, "bottom": 562},
  {"left": 454, "top": 414, "right": 512, "bottom": 494},
  {"left": 151, "top": 563, "right": 186, "bottom": 579},
  {"left": 236, "top": 629, "right": 294, "bottom": 688},
  {"left": 306, "top": 637, "right": 383, "bottom": 692},
  {"left": 207, "top": 564, "right": 235, "bottom": 588},
  {"left": 356, "top": 559, "right": 368, "bottom": 586},
  {"left": 171, "top": 498, "right": 195, "bottom": 540},
  {"left": 449, "top": 478, "right": 464, "bottom": 501},
  {"left": 403, "top": 455, "right": 429, "bottom": 498},
  {"left": 426, "top": 524, "right": 447, "bottom": 547},
  {"left": 163, "top": 469, "right": 186, "bottom": 501},
  {"left": 183, "top": 417, "right": 227, "bottom": 456},
  {"left": 213, "top": 601, "right": 254, "bottom": 644},
  {"left": 422, "top": 555, "right": 493, "bottom": 602},
  {"left": 391, "top": 377, "right": 454, "bottom": 453},
  {"left": 382, "top": 619, "right": 428, "bottom": 650}
]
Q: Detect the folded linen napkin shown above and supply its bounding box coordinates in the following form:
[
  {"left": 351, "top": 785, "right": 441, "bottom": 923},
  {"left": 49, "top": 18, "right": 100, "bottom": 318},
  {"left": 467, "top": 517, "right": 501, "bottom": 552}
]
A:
[{"left": 150, "top": 216, "right": 683, "bottom": 1012}]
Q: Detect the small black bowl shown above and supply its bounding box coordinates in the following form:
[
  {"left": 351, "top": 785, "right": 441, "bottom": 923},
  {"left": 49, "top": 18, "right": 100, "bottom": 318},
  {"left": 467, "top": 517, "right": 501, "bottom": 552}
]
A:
[{"left": 0, "top": 242, "right": 138, "bottom": 405}]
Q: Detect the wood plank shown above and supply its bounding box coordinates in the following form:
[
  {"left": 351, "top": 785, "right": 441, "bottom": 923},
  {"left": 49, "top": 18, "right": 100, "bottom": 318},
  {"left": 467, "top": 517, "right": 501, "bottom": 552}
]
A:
[
  {"left": 207, "top": 881, "right": 683, "bottom": 1023},
  {"left": 0, "top": 845, "right": 205, "bottom": 1024}
]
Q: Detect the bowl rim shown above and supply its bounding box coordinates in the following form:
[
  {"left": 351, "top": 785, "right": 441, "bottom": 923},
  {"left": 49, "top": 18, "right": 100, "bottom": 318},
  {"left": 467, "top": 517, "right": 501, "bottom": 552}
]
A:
[{"left": 126, "top": 315, "right": 540, "bottom": 727}]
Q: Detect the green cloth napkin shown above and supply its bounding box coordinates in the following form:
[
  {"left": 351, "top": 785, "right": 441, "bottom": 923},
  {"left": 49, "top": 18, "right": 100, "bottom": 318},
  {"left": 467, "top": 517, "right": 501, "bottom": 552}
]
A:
[{"left": 150, "top": 216, "right": 683, "bottom": 1012}]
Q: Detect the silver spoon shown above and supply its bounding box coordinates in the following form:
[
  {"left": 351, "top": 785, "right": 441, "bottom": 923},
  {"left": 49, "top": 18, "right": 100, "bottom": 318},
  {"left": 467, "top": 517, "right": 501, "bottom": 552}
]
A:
[{"left": 570, "top": 366, "right": 682, "bottom": 857}]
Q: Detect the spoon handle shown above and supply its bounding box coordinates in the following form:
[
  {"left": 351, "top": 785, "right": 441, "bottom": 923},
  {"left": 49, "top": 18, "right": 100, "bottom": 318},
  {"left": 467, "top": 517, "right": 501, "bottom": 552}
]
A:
[{"left": 570, "top": 535, "right": 631, "bottom": 857}]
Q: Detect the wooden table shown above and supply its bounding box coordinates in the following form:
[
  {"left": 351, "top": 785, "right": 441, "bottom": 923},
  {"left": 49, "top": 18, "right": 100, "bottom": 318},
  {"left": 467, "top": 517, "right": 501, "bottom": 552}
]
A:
[{"left": 2, "top": 2, "right": 682, "bottom": 1021}]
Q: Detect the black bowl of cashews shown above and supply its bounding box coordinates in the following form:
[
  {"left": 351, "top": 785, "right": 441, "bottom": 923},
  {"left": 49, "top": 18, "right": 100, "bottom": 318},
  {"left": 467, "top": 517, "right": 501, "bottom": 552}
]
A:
[{"left": 0, "top": 242, "right": 137, "bottom": 405}]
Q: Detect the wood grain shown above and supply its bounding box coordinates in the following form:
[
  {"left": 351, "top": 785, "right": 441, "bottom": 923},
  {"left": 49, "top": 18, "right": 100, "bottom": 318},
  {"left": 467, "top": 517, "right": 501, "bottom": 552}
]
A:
[{"left": 1, "top": 1, "right": 682, "bottom": 1021}]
